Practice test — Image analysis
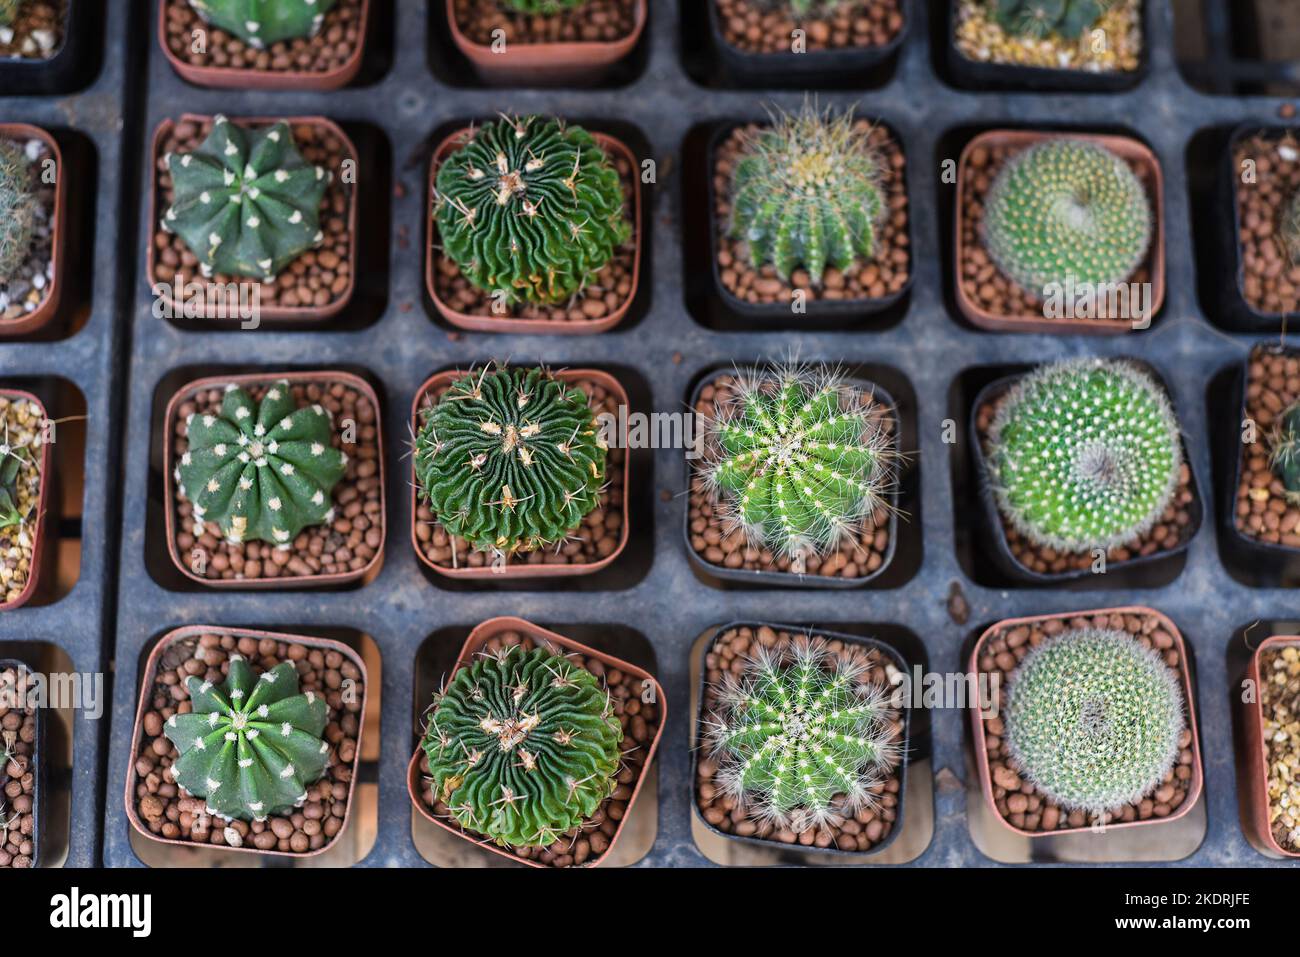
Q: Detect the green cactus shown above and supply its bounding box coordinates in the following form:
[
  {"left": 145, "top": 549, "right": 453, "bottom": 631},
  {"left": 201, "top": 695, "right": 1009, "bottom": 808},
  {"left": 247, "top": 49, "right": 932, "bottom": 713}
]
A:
[
  {"left": 434, "top": 115, "right": 630, "bottom": 306},
  {"left": 1003, "top": 627, "right": 1185, "bottom": 816},
  {"left": 0, "top": 140, "right": 38, "bottom": 285},
  {"left": 413, "top": 366, "right": 607, "bottom": 557},
  {"left": 501, "top": 0, "right": 587, "bottom": 12},
  {"left": 768, "top": 0, "right": 847, "bottom": 18},
  {"left": 186, "top": 0, "right": 337, "bottom": 47},
  {"left": 990, "top": 0, "right": 1109, "bottom": 39},
  {"left": 0, "top": 444, "right": 30, "bottom": 531},
  {"left": 175, "top": 379, "right": 347, "bottom": 547},
  {"left": 983, "top": 138, "right": 1152, "bottom": 299},
  {"left": 985, "top": 358, "right": 1183, "bottom": 554},
  {"left": 163, "top": 656, "right": 330, "bottom": 822},
  {"left": 422, "top": 643, "right": 622, "bottom": 849},
  {"left": 1270, "top": 400, "right": 1300, "bottom": 506},
  {"left": 1283, "top": 190, "right": 1300, "bottom": 266},
  {"left": 161, "top": 116, "right": 330, "bottom": 282}
]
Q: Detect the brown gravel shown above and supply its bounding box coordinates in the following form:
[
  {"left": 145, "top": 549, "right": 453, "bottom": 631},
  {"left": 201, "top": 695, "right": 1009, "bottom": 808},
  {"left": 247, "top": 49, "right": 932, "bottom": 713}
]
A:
[
  {"left": 0, "top": 1, "right": 63, "bottom": 60},
  {"left": 695, "top": 625, "right": 905, "bottom": 852},
  {"left": 1233, "top": 132, "right": 1300, "bottom": 317},
  {"left": 953, "top": 0, "right": 1141, "bottom": 73},
  {"left": 715, "top": 0, "right": 902, "bottom": 54},
  {"left": 415, "top": 626, "right": 660, "bottom": 867},
  {"left": 0, "top": 134, "right": 57, "bottom": 326},
  {"left": 0, "top": 664, "right": 38, "bottom": 868},
  {"left": 452, "top": 0, "right": 637, "bottom": 46},
  {"left": 1260, "top": 641, "right": 1300, "bottom": 853},
  {"left": 163, "top": 0, "right": 365, "bottom": 76},
  {"left": 1236, "top": 345, "right": 1300, "bottom": 548},
  {"left": 976, "top": 610, "right": 1195, "bottom": 833},
  {"left": 170, "top": 378, "right": 383, "bottom": 584},
  {"left": 131, "top": 630, "right": 365, "bottom": 855}
]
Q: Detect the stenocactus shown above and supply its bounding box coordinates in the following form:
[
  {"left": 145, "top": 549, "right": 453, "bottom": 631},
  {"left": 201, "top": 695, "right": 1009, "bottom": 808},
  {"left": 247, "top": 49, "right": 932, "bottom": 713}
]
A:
[
  {"left": 186, "top": 0, "right": 337, "bottom": 47},
  {"left": 0, "top": 140, "right": 38, "bottom": 284},
  {"left": 163, "top": 656, "right": 331, "bottom": 822},
  {"left": 1270, "top": 399, "right": 1300, "bottom": 505},
  {"left": 1003, "top": 627, "right": 1185, "bottom": 816},
  {"left": 983, "top": 138, "right": 1152, "bottom": 298},
  {"left": 422, "top": 643, "right": 622, "bottom": 849},
  {"left": 991, "top": 0, "right": 1109, "bottom": 39},
  {"left": 413, "top": 365, "right": 607, "bottom": 556},
  {"left": 434, "top": 115, "right": 629, "bottom": 306},
  {"left": 175, "top": 379, "right": 347, "bottom": 547},
  {"left": 162, "top": 116, "right": 330, "bottom": 281}
]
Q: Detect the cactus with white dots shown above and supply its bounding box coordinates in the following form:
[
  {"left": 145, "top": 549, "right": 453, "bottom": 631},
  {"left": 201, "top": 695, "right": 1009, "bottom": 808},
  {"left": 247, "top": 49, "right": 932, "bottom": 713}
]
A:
[
  {"left": 185, "top": 0, "right": 337, "bottom": 47},
  {"left": 0, "top": 140, "right": 38, "bottom": 284}
]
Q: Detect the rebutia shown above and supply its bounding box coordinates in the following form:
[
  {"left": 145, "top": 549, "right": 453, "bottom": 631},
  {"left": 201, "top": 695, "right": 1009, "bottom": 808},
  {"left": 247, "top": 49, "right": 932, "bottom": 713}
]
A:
[
  {"left": 991, "top": 0, "right": 1109, "bottom": 39},
  {"left": 0, "top": 140, "right": 38, "bottom": 284},
  {"left": 162, "top": 116, "right": 330, "bottom": 282},
  {"left": 186, "top": 0, "right": 337, "bottom": 47},
  {"left": 1003, "top": 627, "right": 1185, "bottom": 817},
  {"left": 1269, "top": 400, "right": 1300, "bottom": 506},
  {"left": 422, "top": 643, "right": 622, "bottom": 849},
  {"left": 434, "top": 115, "right": 629, "bottom": 306}
]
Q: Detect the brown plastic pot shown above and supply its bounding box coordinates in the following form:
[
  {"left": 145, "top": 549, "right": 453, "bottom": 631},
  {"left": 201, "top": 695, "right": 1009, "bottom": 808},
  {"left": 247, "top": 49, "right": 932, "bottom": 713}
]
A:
[
  {"left": 146, "top": 114, "right": 359, "bottom": 323},
  {"left": 954, "top": 129, "right": 1166, "bottom": 335},
  {"left": 406, "top": 616, "right": 665, "bottom": 868},
  {"left": 409, "top": 367, "right": 629, "bottom": 580},
  {"left": 124, "top": 625, "right": 369, "bottom": 859},
  {"left": 162, "top": 370, "right": 386, "bottom": 589},
  {"left": 424, "top": 126, "right": 642, "bottom": 335},
  {"left": 0, "top": 388, "right": 50, "bottom": 612},
  {"left": 969, "top": 606, "right": 1204, "bottom": 839},
  {"left": 1242, "top": 635, "right": 1300, "bottom": 859},
  {"left": 0, "top": 124, "right": 65, "bottom": 338}
]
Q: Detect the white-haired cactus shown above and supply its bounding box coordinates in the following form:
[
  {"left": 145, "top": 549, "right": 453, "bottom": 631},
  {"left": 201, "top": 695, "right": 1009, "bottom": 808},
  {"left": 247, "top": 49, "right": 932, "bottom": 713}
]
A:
[
  {"left": 1270, "top": 400, "right": 1300, "bottom": 506},
  {"left": 1004, "top": 628, "right": 1185, "bottom": 816},
  {"left": 162, "top": 116, "right": 330, "bottom": 282},
  {"left": 175, "top": 380, "right": 347, "bottom": 547},
  {"left": 163, "top": 657, "right": 330, "bottom": 823},
  {"left": 0, "top": 140, "right": 38, "bottom": 284},
  {"left": 985, "top": 359, "right": 1182, "bottom": 553},
  {"left": 186, "top": 0, "right": 337, "bottom": 47},
  {"left": 991, "top": 0, "right": 1109, "bottom": 38}
]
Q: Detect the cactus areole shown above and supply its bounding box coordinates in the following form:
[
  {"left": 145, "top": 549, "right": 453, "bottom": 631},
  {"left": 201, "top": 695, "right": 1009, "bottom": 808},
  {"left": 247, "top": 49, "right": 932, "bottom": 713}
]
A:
[{"left": 186, "top": 0, "right": 339, "bottom": 47}]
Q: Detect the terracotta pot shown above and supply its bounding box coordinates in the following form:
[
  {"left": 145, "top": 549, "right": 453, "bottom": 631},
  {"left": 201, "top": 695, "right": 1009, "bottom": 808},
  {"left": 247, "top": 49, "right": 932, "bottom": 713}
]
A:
[
  {"left": 969, "top": 606, "right": 1204, "bottom": 839},
  {"left": 424, "top": 126, "right": 642, "bottom": 335},
  {"left": 409, "top": 367, "right": 629, "bottom": 580},
  {"left": 1242, "top": 635, "right": 1300, "bottom": 859},
  {"left": 406, "top": 616, "right": 665, "bottom": 868},
  {"left": 955, "top": 129, "right": 1166, "bottom": 334},
  {"left": 146, "top": 114, "right": 359, "bottom": 324},
  {"left": 124, "top": 625, "right": 369, "bottom": 859},
  {"left": 157, "top": 0, "right": 371, "bottom": 90},
  {"left": 0, "top": 124, "right": 65, "bottom": 338},
  {"left": 162, "top": 370, "right": 386, "bottom": 589},
  {"left": 0, "top": 388, "right": 51, "bottom": 612}
]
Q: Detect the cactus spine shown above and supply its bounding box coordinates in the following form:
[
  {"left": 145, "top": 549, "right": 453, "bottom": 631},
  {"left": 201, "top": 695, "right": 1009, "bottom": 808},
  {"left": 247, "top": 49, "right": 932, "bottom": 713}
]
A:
[
  {"left": 991, "top": 0, "right": 1109, "bottom": 39},
  {"left": 1270, "top": 400, "right": 1300, "bottom": 505},
  {"left": 0, "top": 140, "right": 38, "bottom": 284},
  {"left": 186, "top": 0, "right": 337, "bottom": 47}
]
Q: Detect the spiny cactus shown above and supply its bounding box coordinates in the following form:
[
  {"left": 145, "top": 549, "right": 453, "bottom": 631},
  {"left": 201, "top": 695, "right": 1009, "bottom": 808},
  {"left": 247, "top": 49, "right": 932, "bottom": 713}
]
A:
[
  {"left": 413, "top": 366, "right": 607, "bottom": 556},
  {"left": 991, "top": 0, "right": 1109, "bottom": 39},
  {"left": 162, "top": 116, "right": 330, "bottom": 282},
  {"left": 434, "top": 115, "right": 629, "bottom": 306},
  {"left": 1270, "top": 400, "right": 1300, "bottom": 506},
  {"left": 175, "top": 379, "right": 347, "bottom": 547},
  {"left": 983, "top": 138, "right": 1152, "bottom": 299},
  {"left": 0, "top": 141, "right": 38, "bottom": 284},
  {"left": 186, "top": 0, "right": 337, "bottom": 47},
  {"left": 163, "top": 656, "right": 330, "bottom": 823},
  {"left": 729, "top": 104, "right": 884, "bottom": 286},
  {"left": 1004, "top": 627, "right": 1185, "bottom": 816},
  {"left": 422, "top": 643, "right": 622, "bottom": 849},
  {"left": 1283, "top": 191, "right": 1300, "bottom": 266},
  {"left": 0, "top": 446, "right": 30, "bottom": 530},
  {"left": 502, "top": 0, "right": 587, "bottom": 12},
  {"left": 986, "top": 359, "right": 1182, "bottom": 554}
]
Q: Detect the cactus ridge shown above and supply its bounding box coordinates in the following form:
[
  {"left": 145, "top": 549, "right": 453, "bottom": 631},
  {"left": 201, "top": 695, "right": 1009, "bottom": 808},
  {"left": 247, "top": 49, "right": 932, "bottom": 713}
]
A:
[
  {"left": 991, "top": 0, "right": 1109, "bottom": 39},
  {"left": 0, "top": 140, "right": 38, "bottom": 284},
  {"left": 186, "top": 0, "right": 337, "bottom": 47}
]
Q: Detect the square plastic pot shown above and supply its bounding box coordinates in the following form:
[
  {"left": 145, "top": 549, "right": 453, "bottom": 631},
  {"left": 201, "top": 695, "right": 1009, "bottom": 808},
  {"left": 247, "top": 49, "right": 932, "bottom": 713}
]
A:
[
  {"left": 0, "top": 657, "right": 46, "bottom": 867},
  {"left": 0, "top": 124, "right": 66, "bottom": 339},
  {"left": 0, "top": 388, "right": 51, "bottom": 612},
  {"left": 0, "top": 0, "right": 99, "bottom": 95},
  {"left": 1242, "top": 635, "right": 1300, "bottom": 859}
]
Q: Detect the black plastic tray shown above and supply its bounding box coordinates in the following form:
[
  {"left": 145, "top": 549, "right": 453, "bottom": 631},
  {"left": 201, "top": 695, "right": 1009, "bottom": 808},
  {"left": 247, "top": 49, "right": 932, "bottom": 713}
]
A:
[{"left": 0, "top": 0, "right": 102, "bottom": 96}]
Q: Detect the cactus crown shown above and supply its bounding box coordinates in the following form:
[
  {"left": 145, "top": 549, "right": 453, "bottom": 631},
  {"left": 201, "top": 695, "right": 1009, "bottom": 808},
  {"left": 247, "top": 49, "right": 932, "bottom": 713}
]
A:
[
  {"left": 434, "top": 115, "right": 630, "bottom": 306},
  {"left": 1004, "top": 627, "right": 1185, "bottom": 816},
  {"left": 414, "top": 365, "right": 607, "bottom": 556},
  {"left": 186, "top": 0, "right": 337, "bottom": 47},
  {"left": 983, "top": 138, "right": 1152, "bottom": 298},
  {"left": 502, "top": 0, "right": 587, "bottom": 12},
  {"left": 422, "top": 643, "right": 623, "bottom": 849},
  {"left": 991, "top": 0, "right": 1109, "bottom": 39},
  {"left": 162, "top": 116, "right": 330, "bottom": 282},
  {"left": 1269, "top": 400, "right": 1300, "bottom": 506},
  {"left": 175, "top": 379, "right": 347, "bottom": 548},
  {"left": 0, "top": 140, "right": 38, "bottom": 285},
  {"left": 162, "top": 656, "right": 331, "bottom": 823}
]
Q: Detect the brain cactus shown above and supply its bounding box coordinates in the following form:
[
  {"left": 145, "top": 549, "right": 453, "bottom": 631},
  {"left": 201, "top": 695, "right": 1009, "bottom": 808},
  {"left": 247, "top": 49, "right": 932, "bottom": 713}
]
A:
[
  {"left": 414, "top": 366, "right": 607, "bottom": 556},
  {"left": 163, "top": 655, "right": 331, "bottom": 822},
  {"left": 0, "top": 140, "right": 38, "bottom": 284},
  {"left": 422, "top": 643, "right": 622, "bottom": 849},
  {"left": 175, "top": 379, "right": 347, "bottom": 547},
  {"left": 1270, "top": 400, "right": 1300, "bottom": 506},
  {"left": 1003, "top": 627, "right": 1185, "bottom": 816},
  {"left": 983, "top": 138, "right": 1152, "bottom": 299},
  {"left": 162, "top": 116, "right": 330, "bottom": 282},
  {"left": 434, "top": 115, "right": 629, "bottom": 306},
  {"left": 502, "top": 0, "right": 587, "bottom": 12},
  {"left": 991, "top": 0, "right": 1109, "bottom": 39},
  {"left": 985, "top": 359, "right": 1182, "bottom": 554},
  {"left": 729, "top": 104, "right": 884, "bottom": 286},
  {"left": 186, "top": 0, "right": 337, "bottom": 47}
]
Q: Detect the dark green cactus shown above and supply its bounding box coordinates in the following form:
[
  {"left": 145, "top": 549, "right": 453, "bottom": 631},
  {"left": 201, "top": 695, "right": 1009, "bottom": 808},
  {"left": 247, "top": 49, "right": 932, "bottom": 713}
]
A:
[
  {"left": 502, "top": 0, "right": 587, "bottom": 12},
  {"left": 161, "top": 116, "right": 330, "bottom": 281},
  {"left": 0, "top": 140, "right": 38, "bottom": 284},
  {"left": 186, "top": 0, "right": 338, "bottom": 47},
  {"left": 1271, "top": 400, "right": 1300, "bottom": 506},
  {"left": 991, "top": 0, "right": 1109, "bottom": 39},
  {"left": 0, "top": 446, "right": 29, "bottom": 530}
]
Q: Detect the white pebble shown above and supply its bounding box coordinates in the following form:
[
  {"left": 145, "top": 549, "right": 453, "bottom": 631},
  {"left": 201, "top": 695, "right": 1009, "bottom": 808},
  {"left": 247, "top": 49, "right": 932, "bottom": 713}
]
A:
[{"left": 31, "top": 29, "right": 55, "bottom": 53}]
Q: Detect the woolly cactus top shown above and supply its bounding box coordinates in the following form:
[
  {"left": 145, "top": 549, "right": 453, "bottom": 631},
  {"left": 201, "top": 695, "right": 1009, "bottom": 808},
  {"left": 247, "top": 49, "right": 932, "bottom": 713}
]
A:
[
  {"left": 0, "top": 139, "right": 38, "bottom": 285},
  {"left": 186, "top": 0, "right": 337, "bottom": 47},
  {"left": 990, "top": 0, "right": 1109, "bottom": 39}
]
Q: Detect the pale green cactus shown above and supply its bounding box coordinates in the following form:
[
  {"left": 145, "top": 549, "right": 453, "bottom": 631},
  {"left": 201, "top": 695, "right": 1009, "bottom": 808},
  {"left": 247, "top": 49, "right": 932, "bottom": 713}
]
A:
[
  {"left": 186, "top": 0, "right": 337, "bottom": 47},
  {"left": 0, "top": 140, "right": 38, "bottom": 284}
]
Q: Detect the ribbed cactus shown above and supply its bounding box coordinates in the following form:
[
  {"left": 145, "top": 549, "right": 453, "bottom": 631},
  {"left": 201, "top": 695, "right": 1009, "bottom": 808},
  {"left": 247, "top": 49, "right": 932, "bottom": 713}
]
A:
[
  {"left": 0, "top": 447, "right": 28, "bottom": 530},
  {"left": 986, "top": 359, "right": 1182, "bottom": 554},
  {"left": 1004, "top": 627, "right": 1185, "bottom": 816},
  {"left": 1283, "top": 191, "right": 1300, "bottom": 265},
  {"left": 162, "top": 116, "right": 330, "bottom": 282},
  {"left": 422, "top": 643, "right": 622, "bottom": 849},
  {"left": 991, "top": 0, "right": 1109, "bottom": 39},
  {"left": 186, "top": 0, "right": 337, "bottom": 47},
  {"left": 983, "top": 138, "right": 1152, "bottom": 298},
  {"left": 413, "top": 366, "right": 607, "bottom": 556},
  {"left": 163, "top": 656, "right": 330, "bottom": 823},
  {"left": 502, "top": 0, "right": 587, "bottom": 12},
  {"left": 0, "top": 141, "right": 38, "bottom": 284},
  {"left": 175, "top": 379, "right": 347, "bottom": 547},
  {"left": 729, "top": 104, "right": 884, "bottom": 286},
  {"left": 1270, "top": 400, "right": 1300, "bottom": 506},
  {"left": 434, "top": 115, "right": 630, "bottom": 306}
]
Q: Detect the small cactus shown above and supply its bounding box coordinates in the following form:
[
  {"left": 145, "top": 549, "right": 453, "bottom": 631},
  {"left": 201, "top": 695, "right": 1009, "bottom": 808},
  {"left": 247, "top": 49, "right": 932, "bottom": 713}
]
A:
[
  {"left": 161, "top": 116, "right": 330, "bottom": 282},
  {"left": 772, "top": 0, "right": 847, "bottom": 18},
  {"left": 1270, "top": 399, "right": 1300, "bottom": 506},
  {"left": 1282, "top": 190, "right": 1300, "bottom": 265},
  {"left": 1003, "top": 627, "right": 1185, "bottom": 817},
  {"left": 0, "top": 446, "right": 29, "bottom": 530},
  {"left": 185, "top": 0, "right": 337, "bottom": 47},
  {"left": 0, "top": 140, "right": 38, "bottom": 284},
  {"left": 991, "top": 0, "right": 1109, "bottom": 39},
  {"left": 502, "top": 0, "right": 587, "bottom": 12}
]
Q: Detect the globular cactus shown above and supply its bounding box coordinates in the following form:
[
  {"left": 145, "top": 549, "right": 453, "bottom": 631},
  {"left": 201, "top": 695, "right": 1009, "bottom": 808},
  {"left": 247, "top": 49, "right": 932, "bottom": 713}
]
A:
[
  {"left": 985, "top": 359, "right": 1182, "bottom": 554},
  {"left": 991, "top": 0, "right": 1109, "bottom": 39},
  {"left": 175, "top": 379, "right": 347, "bottom": 547},
  {"left": 729, "top": 104, "right": 884, "bottom": 286},
  {"left": 502, "top": 0, "right": 587, "bottom": 12},
  {"left": 0, "top": 447, "right": 28, "bottom": 530},
  {"left": 413, "top": 366, "right": 607, "bottom": 556},
  {"left": 1283, "top": 191, "right": 1300, "bottom": 265},
  {"left": 769, "top": 0, "right": 847, "bottom": 18},
  {"left": 1003, "top": 628, "right": 1185, "bottom": 816},
  {"left": 983, "top": 138, "right": 1152, "bottom": 298},
  {"left": 163, "top": 656, "right": 330, "bottom": 822},
  {"left": 0, "top": 141, "right": 38, "bottom": 284},
  {"left": 161, "top": 116, "right": 330, "bottom": 282},
  {"left": 186, "top": 0, "right": 337, "bottom": 47},
  {"left": 434, "top": 115, "right": 629, "bottom": 306},
  {"left": 422, "top": 643, "right": 622, "bottom": 849},
  {"left": 1270, "top": 400, "right": 1300, "bottom": 506}
]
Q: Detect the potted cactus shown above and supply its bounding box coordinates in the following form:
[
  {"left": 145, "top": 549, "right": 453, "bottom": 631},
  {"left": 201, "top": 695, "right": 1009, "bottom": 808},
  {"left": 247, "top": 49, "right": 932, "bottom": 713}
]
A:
[
  {"left": 0, "top": 0, "right": 95, "bottom": 95},
  {"left": 0, "top": 124, "right": 65, "bottom": 338},
  {"left": 1241, "top": 635, "right": 1300, "bottom": 859},
  {"left": 0, "top": 388, "right": 49, "bottom": 611},
  {"left": 0, "top": 658, "right": 43, "bottom": 867}
]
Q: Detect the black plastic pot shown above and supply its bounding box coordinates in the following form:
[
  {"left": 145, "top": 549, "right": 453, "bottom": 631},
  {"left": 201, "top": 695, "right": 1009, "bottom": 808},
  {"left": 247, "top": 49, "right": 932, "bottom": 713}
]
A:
[
  {"left": 0, "top": 0, "right": 101, "bottom": 95},
  {"left": 0, "top": 658, "right": 45, "bottom": 868}
]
